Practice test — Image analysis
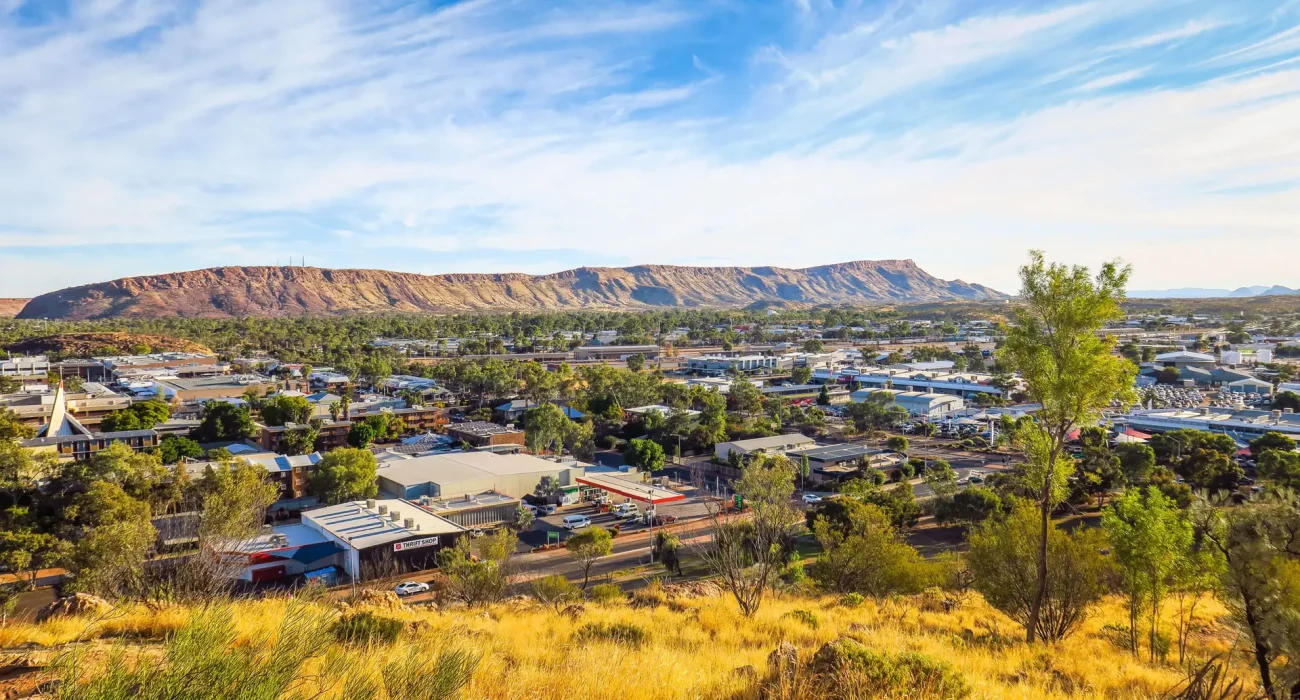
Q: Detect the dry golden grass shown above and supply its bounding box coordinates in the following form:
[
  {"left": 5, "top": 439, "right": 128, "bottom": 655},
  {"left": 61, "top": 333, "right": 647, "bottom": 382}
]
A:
[{"left": 1, "top": 591, "right": 1251, "bottom": 700}]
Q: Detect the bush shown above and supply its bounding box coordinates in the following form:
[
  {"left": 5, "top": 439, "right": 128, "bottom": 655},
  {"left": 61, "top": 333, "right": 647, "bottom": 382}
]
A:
[
  {"left": 811, "top": 638, "right": 970, "bottom": 699},
  {"left": 573, "top": 621, "right": 649, "bottom": 647},
  {"left": 531, "top": 574, "right": 579, "bottom": 611},
  {"left": 589, "top": 582, "right": 625, "bottom": 604},
  {"left": 839, "top": 592, "right": 866, "bottom": 608},
  {"left": 784, "top": 609, "right": 820, "bottom": 630},
  {"left": 333, "top": 611, "right": 404, "bottom": 646}
]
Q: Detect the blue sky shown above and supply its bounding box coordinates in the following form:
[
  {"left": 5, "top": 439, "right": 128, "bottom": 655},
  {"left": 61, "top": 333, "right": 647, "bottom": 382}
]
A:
[{"left": 0, "top": 0, "right": 1298, "bottom": 297}]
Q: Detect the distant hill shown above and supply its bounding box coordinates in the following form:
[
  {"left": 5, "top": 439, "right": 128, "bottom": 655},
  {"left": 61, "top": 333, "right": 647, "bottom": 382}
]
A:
[
  {"left": 0, "top": 298, "right": 29, "bottom": 318},
  {"left": 1130, "top": 285, "right": 1298, "bottom": 299},
  {"left": 16, "top": 261, "right": 1006, "bottom": 320}
]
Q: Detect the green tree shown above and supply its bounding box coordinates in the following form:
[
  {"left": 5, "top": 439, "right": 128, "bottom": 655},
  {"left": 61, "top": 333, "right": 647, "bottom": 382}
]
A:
[
  {"left": 0, "top": 529, "right": 69, "bottom": 588},
  {"left": 511, "top": 503, "right": 535, "bottom": 532},
  {"left": 1259, "top": 450, "right": 1300, "bottom": 491},
  {"left": 1194, "top": 493, "right": 1300, "bottom": 699},
  {"left": 159, "top": 435, "right": 203, "bottom": 465},
  {"left": 309, "top": 448, "right": 378, "bottom": 504},
  {"left": 439, "top": 529, "right": 517, "bottom": 605},
  {"left": 531, "top": 574, "right": 580, "bottom": 612},
  {"left": 0, "top": 407, "right": 35, "bottom": 441},
  {"left": 522, "top": 403, "right": 569, "bottom": 455},
  {"left": 655, "top": 532, "right": 683, "bottom": 576},
  {"left": 803, "top": 338, "right": 824, "bottom": 353},
  {"left": 997, "top": 250, "right": 1135, "bottom": 643},
  {"left": 923, "top": 460, "right": 959, "bottom": 500},
  {"left": 967, "top": 499, "right": 1114, "bottom": 643},
  {"left": 728, "top": 378, "right": 763, "bottom": 418},
  {"left": 346, "top": 422, "right": 377, "bottom": 448},
  {"left": 625, "top": 353, "right": 646, "bottom": 372},
  {"left": 1102, "top": 487, "right": 1193, "bottom": 661},
  {"left": 935, "top": 486, "right": 1003, "bottom": 526},
  {"left": 1250, "top": 431, "right": 1297, "bottom": 459},
  {"left": 1177, "top": 448, "right": 1243, "bottom": 491},
  {"left": 885, "top": 435, "right": 909, "bottom": 453},
  {"left": 565, "top": 526, "right": 613, "bottom": 590},
  {"left": 815, "top": 384, "right": 831, "bottom": 406},
  {"left": 192, "top": 401, "right": 255, "bottom": 443},
  {"left": 1076, "top": 442, "right": 1124, "bottom": 508},
  {"left": 809, "top": 502, "right": 937, "bottom": 596},
  {"left": 68, "top": 516, "right": 155, "bottom": 599},
  {"left": 1114, "top": 442, "right": 1156, "bottom": 485},
  {"left": 259, "top": 394, "right": 313, "bottom": 427},
  {"left": 790, "top": 367, "right": 813, "bottom": 385},
  {"left": 696, "top": 455, "right": 802, "bottom": 616},
  {"left": 843, "top": 392, "right": 906, "bottom": 434},
  {"left": 623, "top": 438, "right": 665, "bottom": 472}
]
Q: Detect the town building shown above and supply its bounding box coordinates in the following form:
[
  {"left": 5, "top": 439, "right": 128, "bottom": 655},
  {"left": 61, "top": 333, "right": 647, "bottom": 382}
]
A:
[
  {"left": 17, "top": 384, "right": 159, "bottom": 460},
  {"left": 850, "top": 388, "right": 966, "bottom": 418},
  {"left": 573, "top": 345, "right": 661, "bottom": 361},
  {"left": 714, "top": 433, "right": 816, "bottom": 462},
  {"left": 376, "top": 451, "right": 584, "bottom": 502},
  {"left": 851, "top": 369, "right": 1007, "bottom": 400},
  {"left": 258, "top": 420, "right": 353, "bottom": 454},
  {"left": 787, "top": 443, "right": 893, "bottom": 480},
  {"left": 153, "top": 375, "right": 276, "bottom": 401},
  {"left": 444, "top": 421, "right": 526, "bottom": 448},
  {"left": 686, "top": 354, "right": 780, "bottom": 374},
  {"left": 1122, "top": 406, "right": 1300, "bottom": 440},
  {"left": 224, "top": 499, "right": 466, "bottom": 583},
  {"left": 100, "top": 352, "right": 219, "bottom": 374}
]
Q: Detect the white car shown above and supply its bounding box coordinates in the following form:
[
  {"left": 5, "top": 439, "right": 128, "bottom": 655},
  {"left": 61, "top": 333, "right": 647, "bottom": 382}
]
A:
[
  {"left": 802, "top": 493, "right": 823, "bottom": 504},
  {"left": 611, "top": 503, "right": 638, "bottom": 517},
  {"left": 539, "top": 504, "right": 558, "bottom": 515},
  {"left": 522, "top": 504, "right": 539, "bottom": 515},
  {"left": 562, "top": 514, "right": 592, "bottom": 530},
  {"left": 394, "top": 581, "right": 430, "bottom": 596}
]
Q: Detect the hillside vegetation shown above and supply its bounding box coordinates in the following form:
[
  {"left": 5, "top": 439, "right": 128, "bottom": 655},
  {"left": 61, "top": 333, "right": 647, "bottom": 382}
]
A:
[
  {"left": 1, "top": 588, "right": 1240, "bottom": 700},
  {"left": 1, "top": 333, "right": 213, "bottom": 357}
]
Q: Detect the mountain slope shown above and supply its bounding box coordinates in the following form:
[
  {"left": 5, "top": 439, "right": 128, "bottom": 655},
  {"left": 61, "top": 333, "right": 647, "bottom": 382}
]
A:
[
  {"left": 0, "top": 298, "right": 28, "bottom": 318},
  {"left": 17, "top": 260, "right": 1005, "bottom": 319}
]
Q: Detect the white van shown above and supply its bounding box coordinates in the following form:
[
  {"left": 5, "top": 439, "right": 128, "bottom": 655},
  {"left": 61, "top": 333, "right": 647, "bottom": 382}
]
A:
[{"left": 562, "top": 514, "right": 592, "bottom": 530}]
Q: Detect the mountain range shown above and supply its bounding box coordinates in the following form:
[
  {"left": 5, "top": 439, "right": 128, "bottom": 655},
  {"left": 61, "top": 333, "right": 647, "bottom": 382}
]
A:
[
  {"left": 15, "top": 260, "right": 1005, "bottom": 320},
  {"left": 1128, "top": 285, "right": 1300, "bottom": 299}
]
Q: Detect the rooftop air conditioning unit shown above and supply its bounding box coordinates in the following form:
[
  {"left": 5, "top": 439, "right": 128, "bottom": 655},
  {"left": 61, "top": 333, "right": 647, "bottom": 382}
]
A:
[
  {"left": 365, "top": 499, "right": 376, "bottom": 509},
  {"left": 403, "top": 518, "right": 415, "bottom": 529},
  {"left": 390, "top": 510, "right": 400, "bottom": 522},
  {"left": 1273, "top": 410, "right": 1284, "bottom": 420},
  {"left": 378, "top": 505, "right": 388, "bottom": 515}
]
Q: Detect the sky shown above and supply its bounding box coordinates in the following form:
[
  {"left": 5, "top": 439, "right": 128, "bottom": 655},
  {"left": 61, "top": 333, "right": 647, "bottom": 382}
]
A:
[{"left": 0, "top": 0, "right": 1298, "bottom": 298}]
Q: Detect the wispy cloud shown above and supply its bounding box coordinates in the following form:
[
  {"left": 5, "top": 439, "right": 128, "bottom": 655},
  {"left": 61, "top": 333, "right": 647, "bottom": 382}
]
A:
[{"left": 0, "top": 0, "right": 1298, "bottom": 295}]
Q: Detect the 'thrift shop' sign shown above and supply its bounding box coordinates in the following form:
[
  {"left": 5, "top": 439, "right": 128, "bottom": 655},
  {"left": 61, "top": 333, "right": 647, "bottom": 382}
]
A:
[{"left": 394, "top": 536, "right": 439, "bottom": 552}]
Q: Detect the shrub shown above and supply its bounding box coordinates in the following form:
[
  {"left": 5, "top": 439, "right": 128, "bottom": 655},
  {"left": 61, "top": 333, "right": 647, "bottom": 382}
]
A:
[
  {"left": 333, "top": 611, "right": 404, "bottom": 646},
  {"left": 811, "top": 638, "right": 970, "bottom": 699},
  {"left": 531, "top": 574, "right": 579, "bottom": 612},
  {"left": 573, "top": 621, "right": 649, "bottom": 647},
  {"left": 784, "top": 609, "right": 820, "bottom": 630},
  {"left": 589, "top": 583, "right": 625, "bottom": 604},
  {"left": 839, "top": 593, "right": 866, "bottom": 608}
]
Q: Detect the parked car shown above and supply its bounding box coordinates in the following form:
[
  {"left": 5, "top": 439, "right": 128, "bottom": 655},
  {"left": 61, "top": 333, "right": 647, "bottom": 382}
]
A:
[
  {"left": 539, "top": 504, "right": 558, "bottom": 515},
  {"left": 612, "top": 503, "right": 638, "bottom": 517},
  {"left": 562, "top": 515, "right": 592, "bottom": 530},
  {"left": 802, "top": 493, "right": 823, "bottom": 504},
  {"left": 394, "top": 581, "right": 430, "bottom": 596},
  {"left": 522, "top": 504, "right": 539, "bottom": 515},
  {"left": 650, "top": 514, "right": 678, "bottom": 526}
]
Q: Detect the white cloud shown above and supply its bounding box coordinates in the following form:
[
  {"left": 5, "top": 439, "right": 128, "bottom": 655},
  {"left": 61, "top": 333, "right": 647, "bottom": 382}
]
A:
[
  {"left": 0, "top": 0, "right": 1297, "bottom": 296},
  {"left": 1076, "top": 68, "right": 1147, "bottom": 91}
]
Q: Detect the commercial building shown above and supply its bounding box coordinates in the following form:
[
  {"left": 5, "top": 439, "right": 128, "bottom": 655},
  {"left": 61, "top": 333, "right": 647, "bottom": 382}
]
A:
[
  {"left": 2, "top": 385, "right": 133, "bottom": 429},
  {"left": 761, "top": 384, "right": 850, "bottom": 404},
  {"left": 686, "top": 354, "right": 780, "bottom": 374},
  {"left": 101, "top": 352, "right": 219, "bottom": 373},
  {"left": 715, "top": 433, "right": 816, "bottom": 462},
  {"left": 0, "top": 355, "right": 50, "bottom": 383},
  {"left": 851, "top": 369, "right": 1007, "bottom": 400},
  {"left": 625, "top": 404, "right": 701, "bottom": 419},
  {"left": 376, "top": 451, "right": 584, "bottom": 501},
  {"left": 226, "top": 499, "right": 466, "bottom": 583},
  {"left": 573, "top": 345, "right": 660, "bottom": 361},
  {"left": 444, "top": 421, "right": 526, "bottom": 448},
  {"left": 1152, "top": 351, "right": 1217, "bottom": 371},
  {"left": 349, "top": 405, "right": 449, "bottom": 433},
  {"left": 850, "top": 388, "right": 965, "bottom": 418},
  {"left": 413, "top": 491, "right": 521, "bottom": 528},
  {"left": 787, "top": 444, "right": 891, "bottom": 480},
  {"left": 154, "top": 375, "right": 276, "bottom": 401},
  {"left": 1122, "top": 407, "right": 1300, "bottom": 440}
]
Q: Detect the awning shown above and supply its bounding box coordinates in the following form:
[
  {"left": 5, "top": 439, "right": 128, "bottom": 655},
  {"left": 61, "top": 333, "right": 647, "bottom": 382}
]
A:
[{"left": 576, "top": 474, "right": 686, "bottom": 505}]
